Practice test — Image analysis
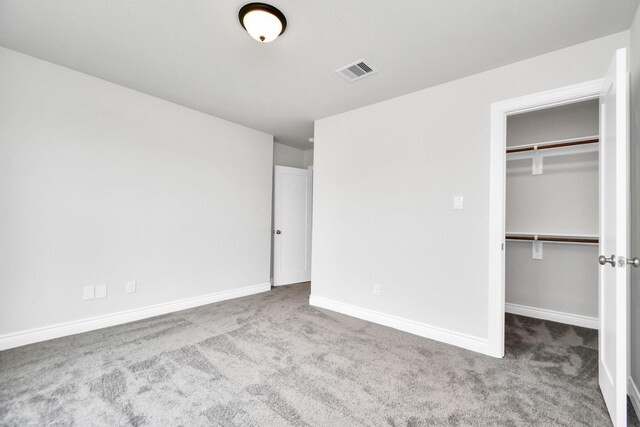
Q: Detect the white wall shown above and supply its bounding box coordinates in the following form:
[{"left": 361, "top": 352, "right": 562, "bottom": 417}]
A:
[
  {"left": 506, "top": 243, "right": 598, "bottom": 316},
  {"left": 506, "top": 102, "right": 599, "bottom": 234},
  {"left": 0, "top": 47, "right": 274, "bottom": 337},
  {"left": 506, "top": 154, "right": 598, "bottom": 234},
  {"left": 629, "top": 3, "right": 640, "bottom": 410},
  {"left": 273, "top": 142, "right": 313, "bottom": 168},
  {"left": 506, "top": 101, "right": 599, "bottom": 319},
  {"left": 273, "top": 142, "right": 304, "bottom": 168},
  {"left": 304, "top": 149, "right": 314, "bottom": 168},
  {"left": 506, "top": 100, "right": 599, "bottom": 146},
  {"left": 312, "top": 32, "right": 628, "bottom": 353}
]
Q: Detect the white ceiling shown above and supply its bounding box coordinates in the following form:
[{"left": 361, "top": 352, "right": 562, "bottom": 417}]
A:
[{"left": 0, "top": 1, "right": 638, "bottom": 149}]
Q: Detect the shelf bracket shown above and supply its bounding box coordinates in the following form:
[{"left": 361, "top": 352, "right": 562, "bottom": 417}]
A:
[
  {"left": 532, "top": 235, "right": 543, "bottom": 260},
  {"left": 532, "top": 149, "right": 543, "bottom": 175}
]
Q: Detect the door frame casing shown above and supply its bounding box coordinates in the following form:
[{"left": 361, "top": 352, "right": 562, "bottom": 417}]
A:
[{"left": 487, "top": 79, "right": 603, "bottom": 358}]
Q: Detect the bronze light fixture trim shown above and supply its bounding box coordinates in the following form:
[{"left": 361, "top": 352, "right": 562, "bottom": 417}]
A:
[{"left": 239, "top": 3, "right": 287, "bottom": 43}]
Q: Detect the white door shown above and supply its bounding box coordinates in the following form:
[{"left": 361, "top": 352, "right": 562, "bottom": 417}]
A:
[
  {"left": 598, "top": 48, "right": 630, "bottom": 427},
  {"left": 273, "top": 166, "right": 312, "bottom": 286}
]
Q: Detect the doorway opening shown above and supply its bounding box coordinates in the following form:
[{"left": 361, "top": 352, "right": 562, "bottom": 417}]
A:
[
  {"left": 272, "top": 165, "right": 313, "bottom": 287},
  {"left": 502, "top": 100, "right": 602, "bottom": 412},
  {"left": 504, "top": 99, "right": 600, "bottom": 333},
  {"left": 488, "top": 48, "right": 631, "bottom": 426},
  {"left": 487, "top": 78, "right": 603, "bottom": 358}
]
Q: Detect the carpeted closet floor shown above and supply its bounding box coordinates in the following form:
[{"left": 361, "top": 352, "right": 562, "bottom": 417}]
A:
[{"left": 1, "top": 283, "right": 638, "bottom": 426}]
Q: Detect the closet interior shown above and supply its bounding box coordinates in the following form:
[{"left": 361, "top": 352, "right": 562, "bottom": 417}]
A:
[{"left": 505, "top": 99, "right": 600, "bottom": 330}]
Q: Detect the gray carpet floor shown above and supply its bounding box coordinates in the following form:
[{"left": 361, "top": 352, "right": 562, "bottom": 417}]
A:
[{"left": 1, "top": 283, "right": 638, "bottom": 426}]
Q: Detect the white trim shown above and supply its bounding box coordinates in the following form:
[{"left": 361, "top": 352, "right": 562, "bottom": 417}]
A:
[
  {"left": 0, "top": 283, "right": 271, "bottom": 351},
  {"left": 505, "top": 303, "right": 598, "bottom": 329},
  {"left": 309, "top": 295, "right": 490, "bottom": 355},
  {"left": 629, "top": 376, "right": 640, "bottom": 421},
  {"left": 488, "top": 79, "right": 603, "bottom": 358}
]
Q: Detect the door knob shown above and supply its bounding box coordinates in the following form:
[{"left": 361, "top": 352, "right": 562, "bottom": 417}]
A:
[
  {"left": 628, "top": 257, "right": 640, "bottom": 268},
  {"left": 599, "top": 255, "right": 616, "bottom": 267},
  {"left": 275, "top": 230, "right": 281, "bottom": 235}
]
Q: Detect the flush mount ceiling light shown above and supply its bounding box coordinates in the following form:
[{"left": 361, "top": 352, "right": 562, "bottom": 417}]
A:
[{"left": 239, "top": 3, "right": 287, "bottom": 43}]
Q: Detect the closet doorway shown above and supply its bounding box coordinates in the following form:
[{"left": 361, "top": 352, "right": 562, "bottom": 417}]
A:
[
  {"left": 504, "top": 100, "right": 600, "bottom": 330},
  {"left": 488, "top": 49, "right": 632, "bottom": 426}
]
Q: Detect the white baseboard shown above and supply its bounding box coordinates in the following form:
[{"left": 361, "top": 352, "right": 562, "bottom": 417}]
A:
[
  {"left": 630, "top": 376, "right": 640, "bottom": 420},
  {"left": 505, "top": 303, "right": 598, "bottom": 329},
  {"left": 0, "top": 282, "right": 271, "bottom": 351},
  {"left": 309, "top": 295, "right": 490, "bottom": 356}
]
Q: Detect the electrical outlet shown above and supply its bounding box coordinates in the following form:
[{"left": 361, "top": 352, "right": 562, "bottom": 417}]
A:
[
  {"left": 373, "top": 283, "right": 382, "bottom": 296},
  {"left": 83, "top": 285, "right": 95, "bottom": 301},
  {"left": 95, "top": 284, "right": 107, "bottom": 299},
  {"left": 126, "top": 280, "right": 137, "bottom": 294}
]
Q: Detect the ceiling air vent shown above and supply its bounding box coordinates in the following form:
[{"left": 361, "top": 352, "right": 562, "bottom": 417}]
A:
[{"left": 335, "top": 59, "right": 377, "bottom": 82}]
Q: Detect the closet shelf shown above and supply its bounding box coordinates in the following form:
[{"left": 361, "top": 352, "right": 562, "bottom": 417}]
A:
[
  {"left": 505, "top": 233, "right": 598, "bottom": 245},
  {"left": 506, "top": 136, "right": 599, "bottom": 154},
  {"left": 506, "top": 136, "right": 599, "bottom": 174}
]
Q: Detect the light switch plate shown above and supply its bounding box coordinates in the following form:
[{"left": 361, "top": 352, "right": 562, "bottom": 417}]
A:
[
  {"left": 372, "top": 283, "right": 382, "bottom": 296},
  {"left": 83, "top": 285, "right": 95, "bottom": 301},
  {"left": 126, "top": 280, "right": 137, "bottom": 294},
  {"left": 95, "top": 284, "right": 107, "bottom": 299},
  {"left": 454, "top": 196, "right": 464, "bottom": 210}
]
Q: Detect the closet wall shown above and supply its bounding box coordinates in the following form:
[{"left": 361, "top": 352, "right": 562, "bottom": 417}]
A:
[
  {"left": 273, "top": 142, "right": 314, "bottom": 168},
  {"left": 505, "top": 100, "right": 599, "bottom": 321}
]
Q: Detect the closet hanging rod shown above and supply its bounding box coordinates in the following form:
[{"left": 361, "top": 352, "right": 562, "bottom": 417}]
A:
[
  {"left": 505, "top": 234, "right": 599, "bottom": 244},
  {"left": 506, "top": 137, "right": 599, "bottom": 154}
]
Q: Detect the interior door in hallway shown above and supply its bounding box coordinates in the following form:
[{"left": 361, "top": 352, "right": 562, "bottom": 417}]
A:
[
  {"left": 598, "top": 48, "right": 630, "bottom": 427},
  {"left": 273, "top": 166, "right": 312, "bottom": 286}
]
